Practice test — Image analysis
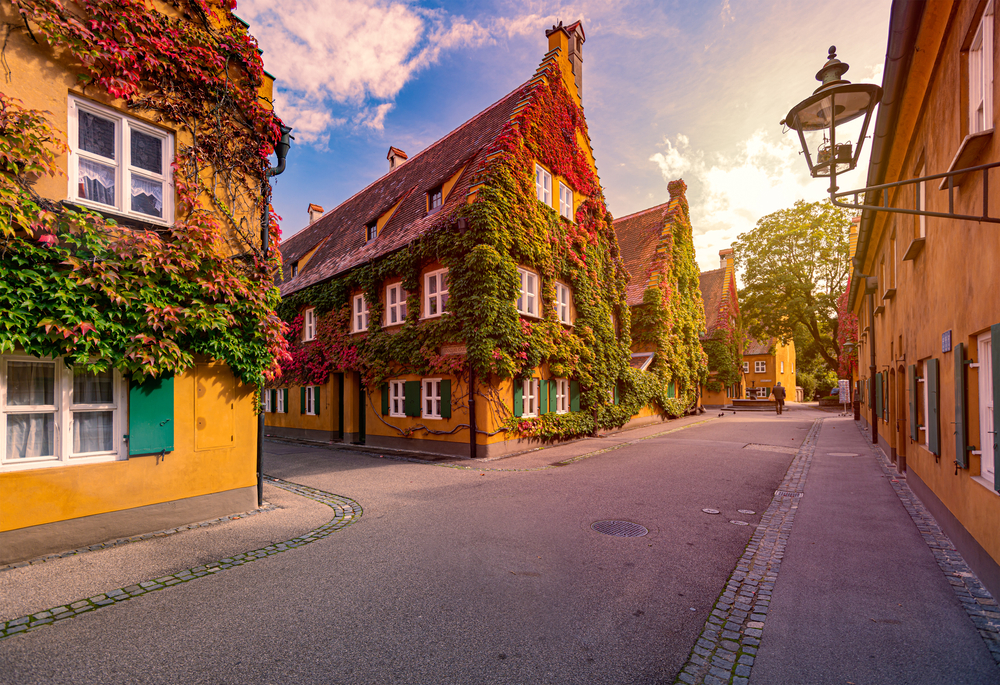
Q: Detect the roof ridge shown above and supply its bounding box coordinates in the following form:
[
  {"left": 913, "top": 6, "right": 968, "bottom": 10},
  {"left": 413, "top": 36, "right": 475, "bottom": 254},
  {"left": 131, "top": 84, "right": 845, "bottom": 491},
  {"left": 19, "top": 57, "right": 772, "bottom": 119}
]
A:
[{"left": 612, "top": 201, "right": 671, "bottom": 223}]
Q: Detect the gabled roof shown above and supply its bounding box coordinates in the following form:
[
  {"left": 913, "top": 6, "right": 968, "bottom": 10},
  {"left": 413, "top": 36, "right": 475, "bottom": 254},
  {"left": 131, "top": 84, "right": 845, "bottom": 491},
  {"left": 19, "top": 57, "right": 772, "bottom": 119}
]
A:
[
  {"left": 699, "top": 267, "right": 727, "bottom": 336},
  {"left": 278, "top": 81, "right": 533, "bottom": 296},
  {"left": 743, "top": 338, "right": 775, "bottom": 356},
  {"left": 612, "top": 201, "right": 671, "bottom": 306}
]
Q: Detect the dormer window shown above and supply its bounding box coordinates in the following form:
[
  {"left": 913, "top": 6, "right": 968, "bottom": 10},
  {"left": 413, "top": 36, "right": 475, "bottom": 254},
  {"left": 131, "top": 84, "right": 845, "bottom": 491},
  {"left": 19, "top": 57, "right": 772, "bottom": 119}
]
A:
[
  {"left": 428, "top": 186, "right": 443, "bottom": 214},
  {"left": 291, "top": 262, "right": 298, "bottom": 278},
  {"left": 365, "top": 221, "right": 378, "bottom": 243}
]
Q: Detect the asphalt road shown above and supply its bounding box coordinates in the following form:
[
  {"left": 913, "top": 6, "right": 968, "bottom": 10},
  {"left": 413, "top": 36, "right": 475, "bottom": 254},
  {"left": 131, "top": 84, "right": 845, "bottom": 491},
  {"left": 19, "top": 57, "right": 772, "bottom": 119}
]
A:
[{"left": 0, "top": 413, "right": 811, "bottom": 684}]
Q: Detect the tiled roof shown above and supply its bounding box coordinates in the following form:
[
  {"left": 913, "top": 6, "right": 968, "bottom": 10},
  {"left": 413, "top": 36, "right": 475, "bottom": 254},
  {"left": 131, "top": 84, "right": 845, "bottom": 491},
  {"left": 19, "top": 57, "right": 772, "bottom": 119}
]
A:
[
  {"left": 612, "top": 202, "right": 671, "bottom": 306},
  {"left": 698, "top": 267, "right": 727, "bottom": 338},
  {"left": 277, "top": 81, "right": 533, "bottom": 296},
  {"left": 743, "top": 338, "right": 775, "bottom": 356}
]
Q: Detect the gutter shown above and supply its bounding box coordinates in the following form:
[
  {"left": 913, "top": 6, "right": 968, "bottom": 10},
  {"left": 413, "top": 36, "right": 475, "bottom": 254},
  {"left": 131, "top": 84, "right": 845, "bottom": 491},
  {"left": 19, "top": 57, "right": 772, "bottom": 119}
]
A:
[{"left": 848, "top": 0, "right": 926, "bottom": 311}]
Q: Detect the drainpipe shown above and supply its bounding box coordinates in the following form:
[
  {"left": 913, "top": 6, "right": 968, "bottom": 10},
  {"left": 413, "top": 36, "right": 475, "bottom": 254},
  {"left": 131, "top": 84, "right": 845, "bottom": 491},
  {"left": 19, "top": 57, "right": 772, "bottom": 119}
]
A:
[
  {"left": 257, "top": 124, "right": 293, "bottom": 508},
  {"left": 469, "top": 367, "right": 477, "bottom": 459},
  {"left": 868, "top": 290, "right": 878, "bottom": 446}
]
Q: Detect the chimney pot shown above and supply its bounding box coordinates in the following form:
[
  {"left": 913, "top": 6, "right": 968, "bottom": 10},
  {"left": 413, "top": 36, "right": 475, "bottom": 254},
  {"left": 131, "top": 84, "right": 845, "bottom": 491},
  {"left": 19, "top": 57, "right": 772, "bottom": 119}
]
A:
[
  {"left": 387, "top": 146, "right": 408, "bottom": 171},
  {"left": 308, "top": 203, "right": 324, "bottom": 225},
  {"left": 719, "top": 247, "right": 734, "bottom": 270}
]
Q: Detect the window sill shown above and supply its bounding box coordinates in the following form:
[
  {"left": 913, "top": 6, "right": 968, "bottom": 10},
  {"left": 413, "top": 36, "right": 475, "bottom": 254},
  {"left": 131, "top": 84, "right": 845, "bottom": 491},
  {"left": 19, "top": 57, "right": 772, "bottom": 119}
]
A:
[
  {"left": 389, "top": 413, "right": 406, "bottom": 419},
  {"left": 882, "top": 288, "right": 896, "bottom": 301},
  {"left": 902, "top": 237, "right": 925, "bottom": 261},
  {"left": 518, "top": 312, "right": 542, "bottom": 320},
  {"left": 62, "top": 200, "right": 173, "bottom": 230},
  {"left": 938, "top": 128, "right": 993, "bottom": 190},
  {"left": 421, "top": 415, "right": 443, "bottom": 421},
  {"left": 972, "top": 475, "right": 999, "bottom": 495}
]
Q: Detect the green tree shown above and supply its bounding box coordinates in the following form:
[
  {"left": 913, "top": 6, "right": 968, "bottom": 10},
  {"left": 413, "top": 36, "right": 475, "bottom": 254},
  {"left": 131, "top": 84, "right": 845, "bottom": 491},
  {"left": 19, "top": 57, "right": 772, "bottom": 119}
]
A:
[{"left": 733, "top": 200, "right": 853, "bottom": 375}]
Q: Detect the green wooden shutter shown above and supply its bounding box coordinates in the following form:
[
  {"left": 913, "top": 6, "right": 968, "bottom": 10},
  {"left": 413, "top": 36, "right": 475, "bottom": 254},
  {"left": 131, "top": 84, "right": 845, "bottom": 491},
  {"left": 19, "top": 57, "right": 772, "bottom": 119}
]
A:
[
  {"left": 613, "top": 382, "right": 619, "bottom": 405},
  {"left": 992, "top": 324, "right": 1000, "bottom": 492},
  {"left": 668, "top": 381, "right": 675, "bottom": 399},
  {"left": 313, "top": 386, "right": 321, "bottom": 416},
  {"left": 540, "top": 379, "right": 549, "bottom": 414},
  {"left": 129, "top": 374, "right": 174, "bottom": 456},
  {"left": 270, "top": 389, "right": 277, "bottom": 413},
  {"left": 875, "top": 372, "right": 883, "bottom": 420},
  {"left": 908, "top": 365, "right": 918, "bottom": 442},
  {"left": 404, "top": 380, "right": 421, "bottom": 417},
  {"left": 927, "top": 358, "right": 940, "bottom": 456},
  {"left": 513, "top": 380, "right": 523, "bottom": 417},
  {"left": 549, "top": 380, "right": 557, "bottom": 413},
  {"left": 955, "top": 342, "right": 968, "bottom": 468},
  {"left": 570, "top": 380, "right": 580, "bottom": 412},
  {"left": 282, "top": 388, "right": 288, "bottom": 414},
  {"left": 300, "top": 386, "right": 306, "bottom": 414},
  {"left": 440, "top": 379, "right": 451, "bottom": 418},
  {"left": 381, "top": 383, "right": 389, "bottom": 415}
]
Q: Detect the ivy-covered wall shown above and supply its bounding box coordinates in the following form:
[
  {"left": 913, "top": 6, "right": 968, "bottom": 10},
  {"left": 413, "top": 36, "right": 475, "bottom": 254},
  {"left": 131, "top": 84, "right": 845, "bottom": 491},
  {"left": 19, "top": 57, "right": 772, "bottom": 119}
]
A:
[
  {"left": 277, "top": 66, "right": 709, "bottom": 443},
  {"left": 0, "top": 0, "right": 284, "bottom": 385}
]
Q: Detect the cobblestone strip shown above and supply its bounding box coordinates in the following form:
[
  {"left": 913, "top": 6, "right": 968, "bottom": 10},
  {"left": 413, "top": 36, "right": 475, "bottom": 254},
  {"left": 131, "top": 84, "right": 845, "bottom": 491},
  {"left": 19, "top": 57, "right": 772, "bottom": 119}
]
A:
[
  {"left": 0, "top": 476, "right": 361, "bottom": 641},
  {"left": 855, "top": 423, "right": 1000, "bottom": 665},
  {"left": 0, "top": 503, "right": 278, "bottom": 573},
  {"left": 674, "top": 418, "right": 823, "bottom": 685}
]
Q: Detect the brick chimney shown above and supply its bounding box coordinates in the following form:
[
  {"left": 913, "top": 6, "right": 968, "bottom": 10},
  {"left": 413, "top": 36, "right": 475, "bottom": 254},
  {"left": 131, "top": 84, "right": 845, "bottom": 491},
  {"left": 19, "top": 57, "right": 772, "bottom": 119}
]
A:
[
  {"left": 387, "top": 146, "right": 408, "bottom": 171},
  {"left": 719, "top": 247, "right": 734, "bottom": 270},
  {"left": 307, "top": 203, "right": 324, "bottom": 225},
  {"left": 545, "top": 21, "right": 586, "bottom": 103}
]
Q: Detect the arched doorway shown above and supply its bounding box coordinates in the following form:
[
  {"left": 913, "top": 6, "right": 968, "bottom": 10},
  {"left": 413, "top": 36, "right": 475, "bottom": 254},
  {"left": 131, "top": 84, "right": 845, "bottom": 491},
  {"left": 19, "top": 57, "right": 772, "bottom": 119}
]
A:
[{"left": 896, "top": 364, "right": 907, "bottom": 473}]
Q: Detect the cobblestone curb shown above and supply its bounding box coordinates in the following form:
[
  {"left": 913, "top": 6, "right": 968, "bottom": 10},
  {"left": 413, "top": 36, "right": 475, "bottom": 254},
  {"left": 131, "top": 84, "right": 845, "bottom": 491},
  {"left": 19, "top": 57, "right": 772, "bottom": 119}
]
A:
[
  {"left": 856, "top": 423, "right": 1000, "bottom": 665},
  {"left": 0, "top": 503, "right": 278, "bottom": 573},
  {"left": 0, "top": 476, "right": 361, "bottom": 641},
  {"left": 673, "top": 418, "right": 822, "bottom": 685}
]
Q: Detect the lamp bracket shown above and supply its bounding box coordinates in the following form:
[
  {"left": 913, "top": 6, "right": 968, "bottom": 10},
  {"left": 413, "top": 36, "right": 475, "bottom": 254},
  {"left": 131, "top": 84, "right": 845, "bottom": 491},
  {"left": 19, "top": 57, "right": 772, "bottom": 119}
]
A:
[{"left": 831, "top": 159, "right": 1000, "bottom": 224}]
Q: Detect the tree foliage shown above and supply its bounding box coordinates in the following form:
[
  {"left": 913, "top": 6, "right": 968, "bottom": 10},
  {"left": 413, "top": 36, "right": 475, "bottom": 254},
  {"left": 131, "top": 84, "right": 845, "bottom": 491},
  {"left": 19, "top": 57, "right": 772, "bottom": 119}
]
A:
[{"left": 733, "top": 200, "right": 853, "bottom": 375}]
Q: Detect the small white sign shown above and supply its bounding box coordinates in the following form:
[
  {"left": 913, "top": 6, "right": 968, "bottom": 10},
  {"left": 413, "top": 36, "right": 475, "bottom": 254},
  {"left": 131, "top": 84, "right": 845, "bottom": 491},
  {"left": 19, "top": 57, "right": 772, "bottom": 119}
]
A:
[{"left": 839, "top": 379, "right": 851, "bottom": 402}]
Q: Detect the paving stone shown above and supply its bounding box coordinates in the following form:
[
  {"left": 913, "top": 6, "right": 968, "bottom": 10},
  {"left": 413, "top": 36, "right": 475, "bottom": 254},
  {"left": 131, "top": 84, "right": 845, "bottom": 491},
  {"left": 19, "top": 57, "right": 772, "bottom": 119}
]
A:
[
  {"left": 708, "top": 665, "right": 732, "bottom": 680},
  {"left": 738, "top": 655, "right": 754, "bottom": 666},
  {"left": 719, "top": 639, "right": 739, "bottom": 652},
  {"left": 735, "top": 663, "right": 752, "bottom": 677}
]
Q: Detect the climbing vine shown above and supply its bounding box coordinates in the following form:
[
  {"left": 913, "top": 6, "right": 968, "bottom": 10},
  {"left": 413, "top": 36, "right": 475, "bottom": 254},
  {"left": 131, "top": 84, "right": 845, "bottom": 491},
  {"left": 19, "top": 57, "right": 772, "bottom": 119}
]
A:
[
  {"left": 836, "top": 281, "right": 858, "bottom": 378},
  {"left": 277, "top": 65, "right": 707, "bottom": 440},
  {"left": 0, "top": 0, "right": 286, "bottom": 384}
]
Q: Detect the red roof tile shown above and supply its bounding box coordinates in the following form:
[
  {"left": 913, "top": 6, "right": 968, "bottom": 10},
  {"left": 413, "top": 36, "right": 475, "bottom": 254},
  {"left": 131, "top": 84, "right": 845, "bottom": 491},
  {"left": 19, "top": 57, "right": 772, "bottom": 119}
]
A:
[
  {"left": 278, "top": 82, "right": 535, "bottom": 296},
  {"left": 743, "top": 338, "right": 775, "bottom": 356},
  {"left": 612, "top": 202, "right": 671, "bottom": 306}
]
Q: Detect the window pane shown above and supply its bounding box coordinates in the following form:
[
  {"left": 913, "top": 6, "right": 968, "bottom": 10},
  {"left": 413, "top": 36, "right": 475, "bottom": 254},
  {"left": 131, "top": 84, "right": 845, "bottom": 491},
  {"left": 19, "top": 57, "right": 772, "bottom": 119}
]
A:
[
  {"left": 74, "top": 367, "right": 113, "bottom": 404},
  {"left": 131, "top": 175, "right": 163, "bottom": 218},
  {"left": 79, "top": 158, "right": 116, "bottom": 206},
  {"left": 79, "top": 109, "right": 115, "bottom": 159},
  {"left": 439, "top": 292, "right": 448, "bottom": 311},
  {"left": 6, "top": 413, "right": 55, "bottom": 459},
  {"left": 428, "top": 275, "right": 437, "bottom": 295},
  {"left": 130, "top": 129, "right": 162, "bottom": 173},
  {"left": 7, "top": 362, "right": 55, "bottom": 406},
  {"left": 73, "top": 410, "right": 114, "bottom": 453}
]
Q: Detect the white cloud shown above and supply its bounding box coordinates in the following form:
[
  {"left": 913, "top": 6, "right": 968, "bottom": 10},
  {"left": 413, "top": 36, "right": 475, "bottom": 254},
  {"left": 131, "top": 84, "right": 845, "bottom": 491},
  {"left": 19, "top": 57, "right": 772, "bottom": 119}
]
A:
[
  {"left": 651, "top": 129, "right": 829, "bottom": 271},
  {"left": 720, "top": 0, "right": 734, "bottom": 26},
  {"left": 240, "top": 0, "right": 490, "bottom": 145}
]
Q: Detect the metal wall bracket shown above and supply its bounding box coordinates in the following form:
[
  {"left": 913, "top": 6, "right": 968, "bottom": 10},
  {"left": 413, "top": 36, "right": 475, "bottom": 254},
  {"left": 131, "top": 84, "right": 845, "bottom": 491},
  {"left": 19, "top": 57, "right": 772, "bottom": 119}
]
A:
[{"left": 831, "top": 160, "right": 1000, "bottom": 224}]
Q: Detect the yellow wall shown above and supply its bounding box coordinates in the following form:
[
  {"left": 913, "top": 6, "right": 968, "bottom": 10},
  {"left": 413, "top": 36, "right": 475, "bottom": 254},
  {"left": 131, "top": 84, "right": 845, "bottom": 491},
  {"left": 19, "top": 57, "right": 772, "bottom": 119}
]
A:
[
  {"left": 1, "top": 361, "right": 256, "bottom": 532},
  {"left": 743, "top": 342, "right": 795, "bottom": 398}
]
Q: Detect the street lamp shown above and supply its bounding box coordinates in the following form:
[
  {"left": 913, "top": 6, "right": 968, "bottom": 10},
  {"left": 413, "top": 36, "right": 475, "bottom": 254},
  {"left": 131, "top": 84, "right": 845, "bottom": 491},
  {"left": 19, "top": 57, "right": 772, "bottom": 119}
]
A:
[{"left": 781, "top": 46, "right": 881, "bottom": 194}]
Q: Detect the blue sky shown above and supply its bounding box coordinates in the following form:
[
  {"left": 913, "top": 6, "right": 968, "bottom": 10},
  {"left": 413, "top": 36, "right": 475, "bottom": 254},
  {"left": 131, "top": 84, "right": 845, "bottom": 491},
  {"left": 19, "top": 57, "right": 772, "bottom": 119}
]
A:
[{"left": 240, "top": 0, "right": 892, "bottom": 270}]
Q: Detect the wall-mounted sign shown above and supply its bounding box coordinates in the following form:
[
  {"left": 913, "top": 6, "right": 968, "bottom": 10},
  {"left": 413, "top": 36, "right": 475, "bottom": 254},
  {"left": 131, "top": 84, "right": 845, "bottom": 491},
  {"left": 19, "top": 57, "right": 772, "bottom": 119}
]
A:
[{"left": 942, "top": 330, "right": 952, "bottom": 354}]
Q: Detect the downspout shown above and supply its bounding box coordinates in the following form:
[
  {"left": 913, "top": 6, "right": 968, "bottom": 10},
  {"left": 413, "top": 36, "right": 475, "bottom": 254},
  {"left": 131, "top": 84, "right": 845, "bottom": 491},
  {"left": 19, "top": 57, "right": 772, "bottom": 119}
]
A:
[
  {"left": 257, "top": 123, "right": 293, "bottom": 508},
  {"left": 868, "top": 291, "right": 878, "bottom": 446},
  {"left": 469, "top": 367, "right": 477, "bottom": 459}
]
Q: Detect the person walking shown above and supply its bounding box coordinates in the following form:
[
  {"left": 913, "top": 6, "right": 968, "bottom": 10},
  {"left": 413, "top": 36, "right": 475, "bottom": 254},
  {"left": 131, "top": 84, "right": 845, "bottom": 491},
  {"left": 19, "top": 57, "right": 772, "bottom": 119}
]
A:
[{"left": 771, "top": 381, "right": 786, "bottom": 415}]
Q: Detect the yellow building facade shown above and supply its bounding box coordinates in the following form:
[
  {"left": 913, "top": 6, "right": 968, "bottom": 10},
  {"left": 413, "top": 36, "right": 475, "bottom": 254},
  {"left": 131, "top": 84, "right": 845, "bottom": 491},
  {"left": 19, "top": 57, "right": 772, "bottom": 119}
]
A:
[
  {"left": 742, "top": 339, "right": 796, "bottom": 400},
  {"left": 0, "top": 2, "right": 277, "bottom": 563},
  {"left": 850, "top": 0, "right": 1000, "bottom": 599}
]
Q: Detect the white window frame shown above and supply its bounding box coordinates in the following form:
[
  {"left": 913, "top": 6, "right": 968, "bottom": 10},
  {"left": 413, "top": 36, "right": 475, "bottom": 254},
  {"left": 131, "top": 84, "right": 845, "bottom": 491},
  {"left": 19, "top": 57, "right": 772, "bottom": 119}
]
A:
[
  {"left": 422, "top": 379, "right": 442, "bottom": 419},
  {"left": 264, "top": 390, "right": 272, "bottom": 413},
  {"left": 305, "top": 385, "right": 318, "bottom": 416},
  {"left": 979, "top": 331, "right": 994, "bottom": 483},
  {"left": 390, "top": 380, "right": 406, "bottom": 418},
  {"left": 365, "top": 222, "right": 378, "bottom": 243},
  {"left": 517, "top": 267, "right": 539, "bottom": 317},
  {"left": 755, "top": 361, "right": 766, "bottom": 373},
  {"left": 558, "top": 182, "right": 573, "bottom": 219},
  {"left": 276, "top": 388, "right": 285, "bottom": 414},
  {"left": 522, "top": 379, "right": 540, "bottom": 418},
  {"left": 385, "top": 283, "right": 407, "bottom": 326},
  {"left": 970, "top": 1, "right": 995, "bottom": 135},
  {"left": 428, "top": 186, "right": 443, "bottom": 214},
  {"left": 424, "top": 268, "right": 449, "bottom": 318},
  {"left": 918, "top": 362, "right": 929, "bottom": 445},
  {"left": 303, "top": 308, "right": 316, "bottom": 341},
  {"left": 67, "top": 95, "right": 174, "bottom": 225},
  {"left": 757, "top": 387, "right": 769, "bottom": 399},
  {"left": 555, "top": 282, "right": 572, "bottom": 325},
  {"left": 780, "top": 361, "right": 785, "bottom": 374},
  {"left": 1, "top": 355, "right": 126, "bottom": 471},
  {"left": 352, "top": 294, "right": 369, "bottom": 333},
  {"left": 556, "top": 379, "right": 569, "bottom": 414},
  {"left": 742, "top": 362, "right": 750, "bottom": 374},
  {"left": 535, "top": 164, "right": 552, "bottom": 206}
]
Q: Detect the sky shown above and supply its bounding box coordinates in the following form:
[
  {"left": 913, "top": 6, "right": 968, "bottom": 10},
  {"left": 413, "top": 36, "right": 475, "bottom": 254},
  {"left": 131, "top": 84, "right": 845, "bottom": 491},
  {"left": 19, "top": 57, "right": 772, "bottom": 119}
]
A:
[{"left": 239, "top": 0, "right": 893, "bottom": 272}]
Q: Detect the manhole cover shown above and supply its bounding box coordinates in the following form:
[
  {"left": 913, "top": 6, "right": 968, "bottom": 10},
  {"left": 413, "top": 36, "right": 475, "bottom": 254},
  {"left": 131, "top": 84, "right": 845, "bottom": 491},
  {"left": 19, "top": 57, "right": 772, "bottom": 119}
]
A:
[
  {"left": 829, "top": 452, "right": 859, "bottom": 456},
  {"left": 774, "top": 490, "right": 803, "bottom": 498},
  {"left": 737, "top": 509, "right": 756, "bottom": 515},
  {"left": 730, "top": 520, "right": 749, "bottom": 526},
  {"left": 702, "top": 508, "right": 721, "bottom": 515},
  {"left": 591, "top": 520, "right": 648, "bottom": 537}
]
